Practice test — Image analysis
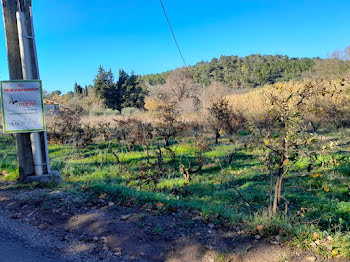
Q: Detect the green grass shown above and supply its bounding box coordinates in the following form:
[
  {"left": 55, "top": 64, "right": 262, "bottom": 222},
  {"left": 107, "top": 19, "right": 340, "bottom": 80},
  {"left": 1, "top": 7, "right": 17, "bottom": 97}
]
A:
[{"left": 0, "top": 132, "right": 350, "bottom": 257}]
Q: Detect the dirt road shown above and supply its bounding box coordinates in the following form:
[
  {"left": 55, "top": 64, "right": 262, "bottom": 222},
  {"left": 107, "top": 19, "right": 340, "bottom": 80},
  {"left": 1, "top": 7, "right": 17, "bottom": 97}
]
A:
[
  {"left": 0, "top": 206, "right": 119, "bottom": 262},
  {"left": 0, "top": 183, "right": 332, "bottom": 262},
  {"left": 0, "top": 218, "right": 63, "bottom": 262}
]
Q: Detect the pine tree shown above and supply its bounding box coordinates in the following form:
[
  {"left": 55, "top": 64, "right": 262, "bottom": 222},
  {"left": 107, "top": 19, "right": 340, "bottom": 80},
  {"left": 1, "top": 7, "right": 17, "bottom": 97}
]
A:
[
  {"left": 92, "top": 66, "right": 148, "bottom": 111},
  {"left": 74, "top": 82, "right": 83, "bottom": 97},
  {"left": 116, "top": 70, "right": 147, "bottom": 110},
  {"left": 121, "top": 72, "right": 148, "bottom": 109},
  {"left": 93, "top": 66, "right": 115, "bottom": 107},
  {"left": 83, "top": 85, "right": 89, "bottom": 97}
]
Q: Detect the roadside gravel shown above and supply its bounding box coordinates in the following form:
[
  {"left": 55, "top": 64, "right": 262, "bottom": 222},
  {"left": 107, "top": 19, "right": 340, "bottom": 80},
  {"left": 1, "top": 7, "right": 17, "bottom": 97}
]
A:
[{"left": 0, "top": 208, "right": 120, "bottom": 262}]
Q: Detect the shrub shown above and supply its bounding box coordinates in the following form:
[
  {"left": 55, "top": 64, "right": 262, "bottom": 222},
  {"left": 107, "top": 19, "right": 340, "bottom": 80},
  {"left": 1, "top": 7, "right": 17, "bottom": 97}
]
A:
[
  {"left": 121, "top": 107, "right": 141, "bottom": 116},
  {"left": 153, "top": 103, "right": 185, "bottom": 146},
  {"left": 47, "top": 106, "right": 95, "bottom": 147},
  {"left": 252, "top": 81, "right": 341, "bottom": 215},
  {"left": 113, "top": 117, "right": 153, "bottom": 146},
  {"left": 89, "top": 108, "right": 120, "bottom": 116},
  {"left": 208, "top": 97, "right": 247, "bottom": 144},
  {"left": 144, "top": 98, "right": 166, "bottom": 112}
]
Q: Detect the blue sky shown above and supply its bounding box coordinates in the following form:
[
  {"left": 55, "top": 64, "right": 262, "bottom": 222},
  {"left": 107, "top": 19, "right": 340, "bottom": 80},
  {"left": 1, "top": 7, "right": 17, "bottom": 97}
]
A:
[{"left": 0, "top": 0, "right": 349, "bottom": 93}]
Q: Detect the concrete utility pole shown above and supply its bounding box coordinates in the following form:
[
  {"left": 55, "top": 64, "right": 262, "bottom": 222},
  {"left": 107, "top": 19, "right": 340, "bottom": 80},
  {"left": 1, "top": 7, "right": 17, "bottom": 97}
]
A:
[
  {"left": 1, "top": 0, "right": 60, "bottom": 183},
  {"left": 16, "top": 4, "right": 44, "bottom": 176}
]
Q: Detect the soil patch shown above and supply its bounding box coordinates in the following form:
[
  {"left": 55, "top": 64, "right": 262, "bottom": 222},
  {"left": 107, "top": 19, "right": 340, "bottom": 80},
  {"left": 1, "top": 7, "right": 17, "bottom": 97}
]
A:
[{"left": 0, "top": 182, "right": 336, "bottom": 262}]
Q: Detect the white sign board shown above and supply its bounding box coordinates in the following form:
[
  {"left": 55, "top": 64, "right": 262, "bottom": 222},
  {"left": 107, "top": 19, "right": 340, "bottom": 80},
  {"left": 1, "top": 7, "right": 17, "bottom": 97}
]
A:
[{"left": 1, "top": 80, "right": 45, "bottom": 133}]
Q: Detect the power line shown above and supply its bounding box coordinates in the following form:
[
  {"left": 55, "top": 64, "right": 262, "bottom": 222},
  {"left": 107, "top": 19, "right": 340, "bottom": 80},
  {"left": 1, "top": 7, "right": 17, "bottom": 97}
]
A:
[{"left": 159, "top": 0, "right": 187, "bottom": 68}]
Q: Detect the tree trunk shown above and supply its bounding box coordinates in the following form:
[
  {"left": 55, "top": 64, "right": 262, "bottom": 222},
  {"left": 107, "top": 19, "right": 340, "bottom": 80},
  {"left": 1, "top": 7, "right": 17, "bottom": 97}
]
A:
[
  {"left": 165, "top": 136, "right": 169, "bottom": 147},
  {"left": 272, "top": 177, "right": 280, "bottom": 215},
  {"left": 215, "top": 130, "right": 220, "bottom": 144}
]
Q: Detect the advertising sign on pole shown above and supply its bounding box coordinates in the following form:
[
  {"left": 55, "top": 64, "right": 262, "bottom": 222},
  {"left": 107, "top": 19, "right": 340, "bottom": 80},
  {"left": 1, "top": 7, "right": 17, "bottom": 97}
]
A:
[{"left": 1, "top": 80, "right": 45, "bottom": 133}]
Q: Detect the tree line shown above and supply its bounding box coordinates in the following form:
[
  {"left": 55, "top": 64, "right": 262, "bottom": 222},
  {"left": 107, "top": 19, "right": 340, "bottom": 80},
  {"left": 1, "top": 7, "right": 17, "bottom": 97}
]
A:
[
  {"left": 141, "top": 54, "right": 318, "bottom": 88},
  {"left": 46, "top": 52, "right": 350, "bottom": 111},
  {"left": 47, "top": 66, "right": 148, "bottom": 112}
]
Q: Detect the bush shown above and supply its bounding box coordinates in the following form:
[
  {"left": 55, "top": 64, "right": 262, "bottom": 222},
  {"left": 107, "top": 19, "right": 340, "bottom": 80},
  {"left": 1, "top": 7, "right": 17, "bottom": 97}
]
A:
[
  {"left": 208, "top": 97, "right": 247, "bottom": 144},
  {"left": 144, "top": 98, "right": 166, "bottom": 112},
  {"left": 121, "top": 107, "right": 141, "bottom": 116},
  {"left": 113, "top": 117, "right": 153, "bottom": 146},
  {"left": 47, "top": 106, "right": 95, "bottom": 147},
  {"left": 89, "top": 108, "right": 120, "bottom": 117},
  {"left": 153, "top": 103, "right": 186, "bottom": 146}
]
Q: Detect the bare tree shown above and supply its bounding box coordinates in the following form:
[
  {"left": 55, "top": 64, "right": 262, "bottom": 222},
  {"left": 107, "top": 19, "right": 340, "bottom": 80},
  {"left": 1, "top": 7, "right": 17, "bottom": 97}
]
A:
[
  {"left": 329, "top": 45, "right": 350, "bottom": 60},
  {"left": 161, "top": 68, "right": 197, "bottom": 102},
  {"left": 200, "top": 81, "right": 233, "bottom": 110}
]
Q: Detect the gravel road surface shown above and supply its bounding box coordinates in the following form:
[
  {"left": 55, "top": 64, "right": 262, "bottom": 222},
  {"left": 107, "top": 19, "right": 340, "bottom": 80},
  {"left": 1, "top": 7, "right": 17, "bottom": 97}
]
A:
[{"left": 0, "top": 210, "right": 118, "bottom": 262}]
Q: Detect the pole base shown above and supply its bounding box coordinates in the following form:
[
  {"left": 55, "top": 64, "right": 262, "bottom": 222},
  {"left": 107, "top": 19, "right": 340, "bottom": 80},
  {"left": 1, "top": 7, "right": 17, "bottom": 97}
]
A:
[{"left": 23, "top": 171, "right": 62, "bottom": 184}]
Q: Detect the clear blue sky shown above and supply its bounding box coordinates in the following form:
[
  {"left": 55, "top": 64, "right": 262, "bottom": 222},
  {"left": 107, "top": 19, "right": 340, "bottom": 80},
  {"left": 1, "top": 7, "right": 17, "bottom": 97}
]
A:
[{"left": 0, "top": 0, "right": 349, "bottom": 93}]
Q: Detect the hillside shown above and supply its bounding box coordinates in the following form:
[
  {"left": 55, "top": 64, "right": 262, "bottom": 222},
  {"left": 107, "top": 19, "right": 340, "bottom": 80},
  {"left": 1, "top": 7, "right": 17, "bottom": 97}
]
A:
[{"left": 141, "top": 54, "right": 318, "bottom": 88}]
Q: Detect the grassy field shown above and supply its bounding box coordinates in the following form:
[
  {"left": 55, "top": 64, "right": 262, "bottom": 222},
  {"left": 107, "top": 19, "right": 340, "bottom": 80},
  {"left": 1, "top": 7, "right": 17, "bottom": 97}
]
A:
[{"left": 1, "top": 128, "right": 350, "bottom": 258}]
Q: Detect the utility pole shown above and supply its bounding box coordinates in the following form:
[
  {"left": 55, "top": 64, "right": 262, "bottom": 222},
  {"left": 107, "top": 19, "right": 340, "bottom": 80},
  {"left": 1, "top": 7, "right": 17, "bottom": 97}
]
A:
[{"left": 1, "top": 0, "right": 60, "bottom": 183}]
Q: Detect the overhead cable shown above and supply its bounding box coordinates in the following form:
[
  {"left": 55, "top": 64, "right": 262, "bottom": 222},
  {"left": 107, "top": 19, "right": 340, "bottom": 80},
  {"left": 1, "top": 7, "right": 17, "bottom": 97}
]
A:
[{"left": 159, "top": 0, "right": 188, "bottom": 68}]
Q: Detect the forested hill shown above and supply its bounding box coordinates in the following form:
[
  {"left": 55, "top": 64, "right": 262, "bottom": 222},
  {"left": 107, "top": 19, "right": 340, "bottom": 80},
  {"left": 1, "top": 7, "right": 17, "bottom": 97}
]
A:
[{"left": 141, "top": 54, "right": 318, "bottom": 88}]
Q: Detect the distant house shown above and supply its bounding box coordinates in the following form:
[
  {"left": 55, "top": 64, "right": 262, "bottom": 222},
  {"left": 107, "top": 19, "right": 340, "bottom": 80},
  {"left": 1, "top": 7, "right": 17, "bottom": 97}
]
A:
[{"left": 44, "top": 99, "right": 60, "bottom": 116}]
